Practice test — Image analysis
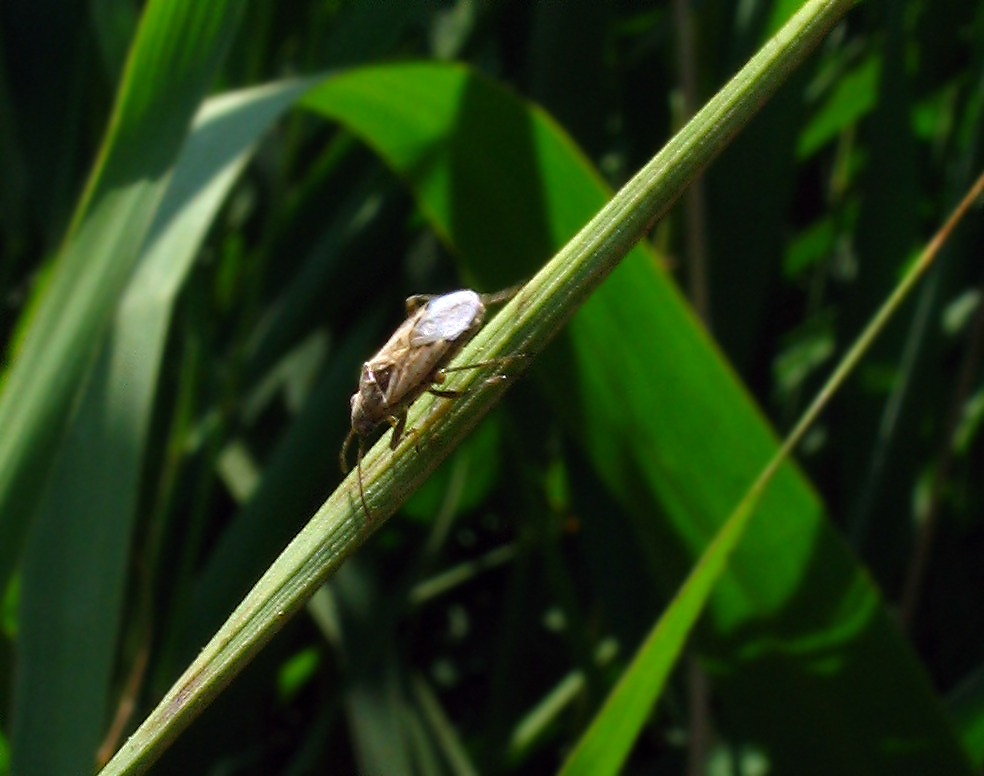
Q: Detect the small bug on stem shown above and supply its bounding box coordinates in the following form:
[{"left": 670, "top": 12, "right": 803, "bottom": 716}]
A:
[{"left": 340, "top": 285, "right": 522, "bottom": 520}]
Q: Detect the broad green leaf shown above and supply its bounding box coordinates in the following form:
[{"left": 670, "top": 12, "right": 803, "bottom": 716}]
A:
[
  {"left": 12, "top": 80, "right": 313, "bottom": 776},
  {"left": 0, "top": 0, "right": 243, "bottom": 607}
]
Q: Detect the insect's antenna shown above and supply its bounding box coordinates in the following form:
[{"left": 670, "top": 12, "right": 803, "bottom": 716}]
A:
[
  {"left": 340, "top": 428, "right": 356, "bottom": 473},
  {"left": 480, "top": 281, "right": 525, "bottom": 306},
  {"left": 356, "top": 439, "right": 371, "bottom": 521}
]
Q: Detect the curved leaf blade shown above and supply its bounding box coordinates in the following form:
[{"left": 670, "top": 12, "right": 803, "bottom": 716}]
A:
[
  {"left": 0, "top": 0, "right": 243, "bottom": 598},
  {"left": 11, "top": 80, "right": 313, "bottom": 776}
]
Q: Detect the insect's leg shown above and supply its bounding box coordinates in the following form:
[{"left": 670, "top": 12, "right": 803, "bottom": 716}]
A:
[
  {"left": 429, "top": 387, "right": 467, "bottom": 399},
  {"left": 387, "top": 411, "right": 427, "bottom": 454},
  {"left": 428, "top": 355, "right": 528, "bottom": 399},
  {"left": 479, "top": 282, "right": 524, "bottom": 306},
  {"left": 387, "top": 412, "right": 408, "bottom": 449},
  {"left": 355, "top": 438, "right": 371, "bottom": 522},
  {"left": 439, "top": 354, "right": 528, "bottom": 375}
]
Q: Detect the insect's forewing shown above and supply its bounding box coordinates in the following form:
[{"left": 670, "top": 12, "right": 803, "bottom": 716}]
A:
[{"left": 410, "top": 290, "right": 484, "bottom": 346}]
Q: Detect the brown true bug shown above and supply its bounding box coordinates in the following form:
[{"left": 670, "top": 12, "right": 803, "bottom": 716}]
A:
[{"left": 340, "top": 286, "right": 520, "bottom": 520}]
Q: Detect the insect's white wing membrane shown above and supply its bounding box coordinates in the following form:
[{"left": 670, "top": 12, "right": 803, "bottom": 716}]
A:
[{"left": 410, "top": 290, "right": 484, "bottom": 346}]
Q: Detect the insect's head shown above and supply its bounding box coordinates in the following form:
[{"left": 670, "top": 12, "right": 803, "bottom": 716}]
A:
[
  {"left": 349, "top": 389, "right": 375, "bottom": 438},
  {"left": 348, "top": 360, "right": 385, "bottom": 436}
]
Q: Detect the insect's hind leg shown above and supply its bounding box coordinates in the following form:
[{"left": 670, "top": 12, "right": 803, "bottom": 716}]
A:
[
  {"left": 429, "top": 387, "right": 467, "bottom": 399},
  {"left": 355, "top": 438, "right": 372, "bottom": 522},
  {"left": 439, "top": 353, "right": 527, "bottom": 376},
  {"left": 341, "top": 435, "right": 372, "bottom": 523},
  {"left": 433, "top": 354, "right": 529, "bottom": 393},
  {"left": 479, "top": 283, "right": 524, "bottom": 306},
  {"left": 428, "top": 355, "right": 528, "bottom": 399}
]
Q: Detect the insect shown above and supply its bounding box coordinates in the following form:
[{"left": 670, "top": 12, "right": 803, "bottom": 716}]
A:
[{"left": 340, "top": 286, "right": 521, "bottom": 520}]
